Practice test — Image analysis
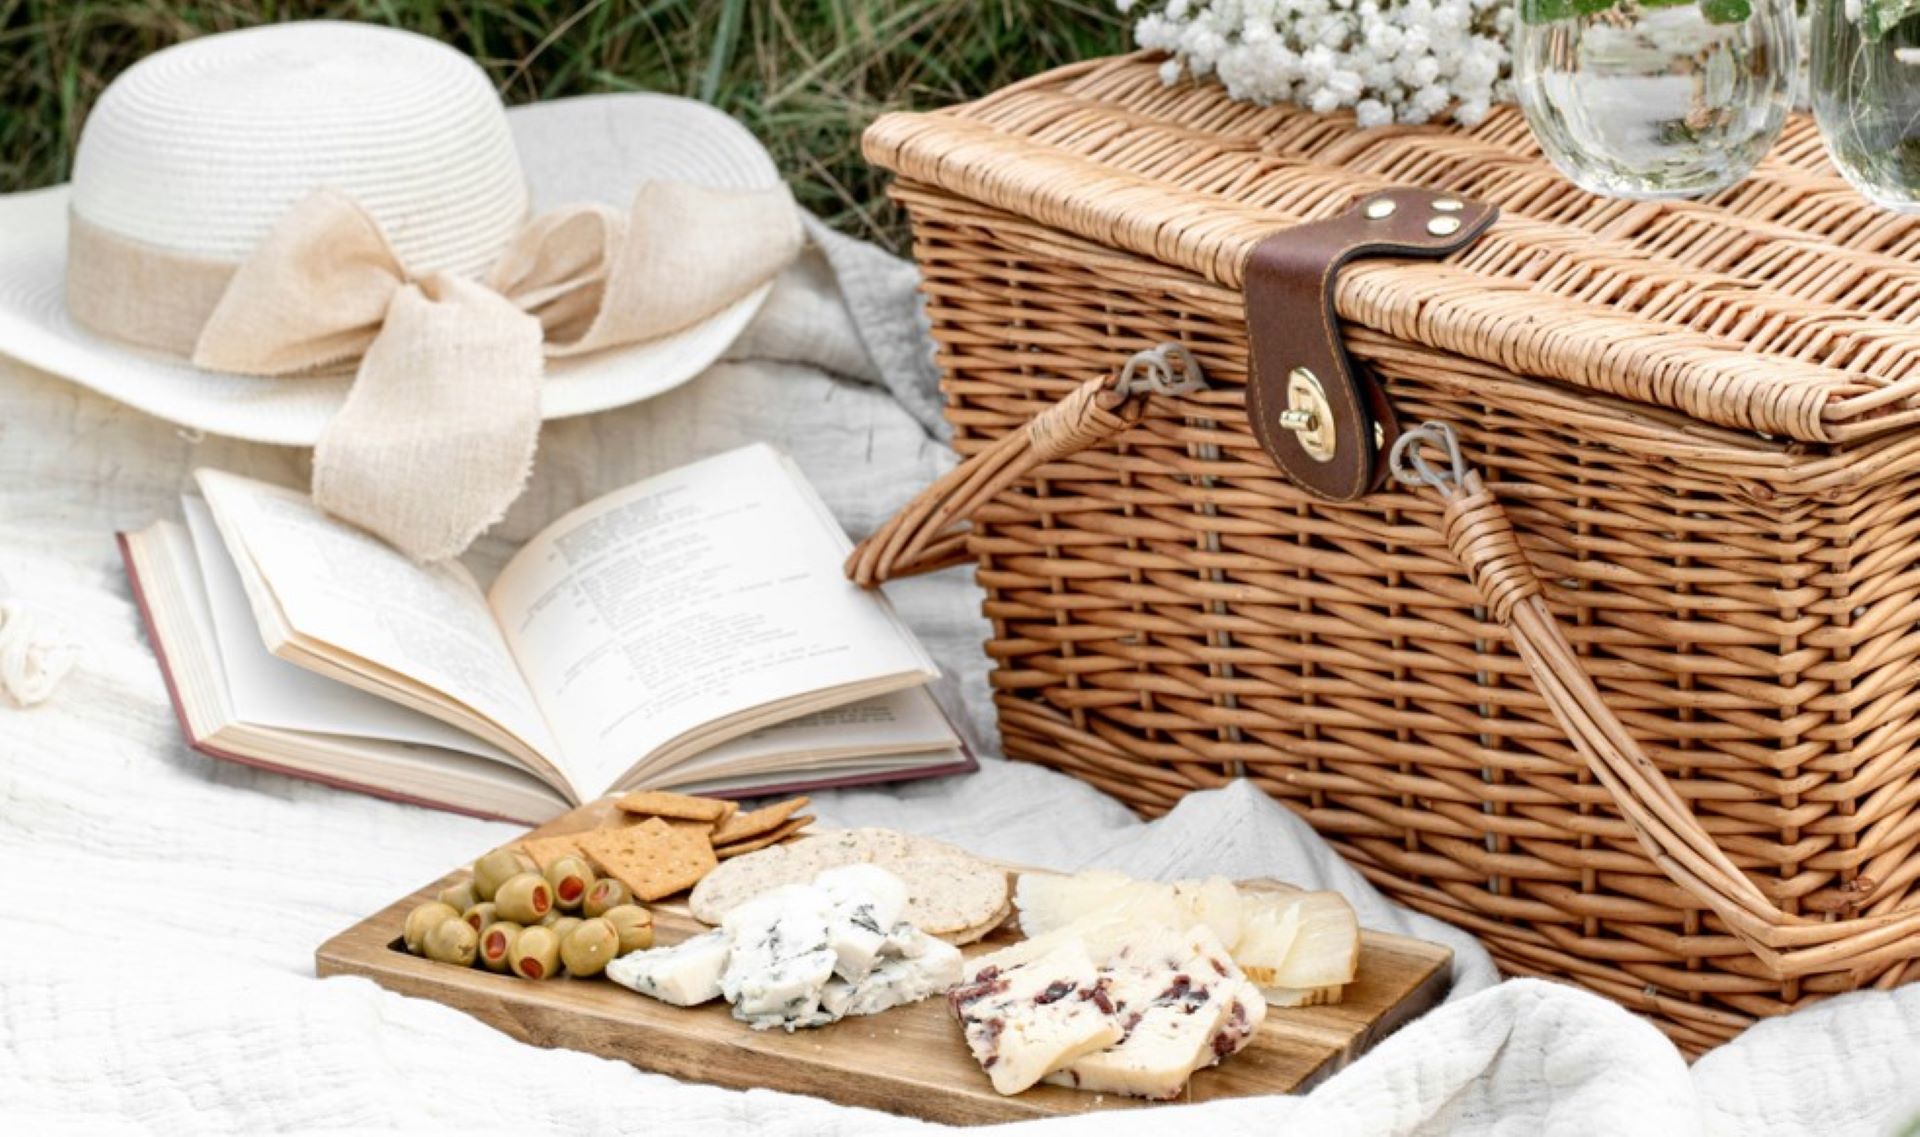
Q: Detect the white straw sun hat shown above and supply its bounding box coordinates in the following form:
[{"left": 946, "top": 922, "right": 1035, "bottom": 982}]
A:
[{"left": 0, "top": 21, "right": 801, "bottom": 559}]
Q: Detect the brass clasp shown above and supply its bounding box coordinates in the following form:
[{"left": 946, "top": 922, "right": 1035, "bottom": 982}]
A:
[{"left": 1283, "top": 367, "right": 1337, "bottom": 462}]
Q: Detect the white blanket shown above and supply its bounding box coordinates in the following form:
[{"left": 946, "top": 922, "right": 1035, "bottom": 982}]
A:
[{"left": 2, "top": 224, "right": 1917, "bottom": 1136}]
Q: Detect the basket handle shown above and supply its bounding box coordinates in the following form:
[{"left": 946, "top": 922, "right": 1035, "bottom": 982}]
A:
[
  {"left": 1392, "top": 421, "right": 1920, "bottom": 978},
  {"left": 845, "top": 344, "right": 1201, "bottom": 588},
  {"left": 847, "top": 360, "right": 1920, "bottom": 978}
]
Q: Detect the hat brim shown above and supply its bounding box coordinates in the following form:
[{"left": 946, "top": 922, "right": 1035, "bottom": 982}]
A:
[{"left": 0, "top": 93, "right": 783, "bottom": 447}]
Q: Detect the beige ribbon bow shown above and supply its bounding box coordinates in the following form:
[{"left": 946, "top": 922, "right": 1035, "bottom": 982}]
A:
[{"left": 183, "top": 183, "right": 802, "bottom": 560}]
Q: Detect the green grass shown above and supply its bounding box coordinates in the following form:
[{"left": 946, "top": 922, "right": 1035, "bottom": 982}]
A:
[{"left": 0, "top": 1, "right": 1128, "bottom": 250}]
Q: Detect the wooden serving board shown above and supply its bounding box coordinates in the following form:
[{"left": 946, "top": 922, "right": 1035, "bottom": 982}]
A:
[{"left": 316, "top": 799, "right": 1451, "bottom": 1125}]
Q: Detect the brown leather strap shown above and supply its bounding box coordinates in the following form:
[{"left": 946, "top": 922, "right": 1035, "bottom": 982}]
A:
[{"left": 1245, "top": 188, "right": 1498, "bottom": 500}]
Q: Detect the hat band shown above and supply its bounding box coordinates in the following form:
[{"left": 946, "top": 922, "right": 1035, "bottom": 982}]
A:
[
  {"left": 61, "top": 183, "right": 804, "bottom": 560},
  {"left": 67, "top": 214, "right": 241, "bottom": 359}
]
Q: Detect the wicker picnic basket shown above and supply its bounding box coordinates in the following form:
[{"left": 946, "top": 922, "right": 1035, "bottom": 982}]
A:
[{"left": 844, "top": 53, "right": 1920, "bottom": 1050}]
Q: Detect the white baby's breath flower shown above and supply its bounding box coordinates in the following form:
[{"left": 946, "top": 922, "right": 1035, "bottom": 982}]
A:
[{"left": 1121, "top": 0, "right": 1510, "bottom": 126}]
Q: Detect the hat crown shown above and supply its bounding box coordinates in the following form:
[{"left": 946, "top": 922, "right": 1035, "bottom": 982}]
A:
[{"left": 70, "top": 22, "right": 527, "bottom": 278}]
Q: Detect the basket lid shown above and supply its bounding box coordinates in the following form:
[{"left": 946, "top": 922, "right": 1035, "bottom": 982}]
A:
[{"left": 865, "top": 54, "right": 1920, "bottom": 448}]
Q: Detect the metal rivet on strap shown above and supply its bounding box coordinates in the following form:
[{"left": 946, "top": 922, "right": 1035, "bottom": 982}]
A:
[
  {"left": 1427, "top": 216, "right": 1462, "bottom": 237},
  {"left": 1364, "top": 199, "right": 1397, "bottom": 220},
  {"left": 1433, "top": 198, "right": 1465, "bottom": 212}
]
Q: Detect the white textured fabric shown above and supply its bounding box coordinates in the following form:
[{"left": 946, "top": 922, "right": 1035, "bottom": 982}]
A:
[{"left": 2, "top": 230, "right": 1918, "bottom": 1136}]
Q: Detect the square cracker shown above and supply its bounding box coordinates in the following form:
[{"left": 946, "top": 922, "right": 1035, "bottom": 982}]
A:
[
  {"left": 516, "top": 833, "right": 589, "bottom": 871},
  {"left": 578, "top": 818, "right": 718, "bottom": 901},
  {"left": 614, "top": 791, "right": 732, "bottom": 823},
  {"left": 716, "top": 815, "right": 814, "bottom": 859},
  {"left": 711, "top": 796, "right": 811, "bottom": 846}
]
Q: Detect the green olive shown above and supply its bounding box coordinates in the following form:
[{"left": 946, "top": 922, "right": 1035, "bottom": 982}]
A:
[
  {"left": 494, "top": 872, "right": 554, "bottom": 924},
  {"left": 560, "top": 918, "right": 620, "bottom": 977},
  {"left": 511, "top": 924, "right": 560, "bottom": 980},
  {"left": 436, "top": 879, "right": 480, "bottom": 913},
  {"left": 404, "top": 902, "right": 461, "bottom": 955},
  {"left": 601, "top": 904, "right": 654, "bottom": 954},
  {"left": 423, "top": 918, "right": 478, "bottom": 966},
  {"left": 582, "top": 877, "right": 631, "bottom": 918},
  {"left": 473, "top": 848, "right": 535, "bottom": 901},
  {"left": 461, "top": 902, "right": 499, "bottom": 933},
  {"left": 548, "top": 916, "right": 582, "bottom": 942},
  {"left": 545, "top": 855, "right": 595, "bottom": 911},
  {"left": 478, "top": 920, "right": 522, "bottom": 973}
]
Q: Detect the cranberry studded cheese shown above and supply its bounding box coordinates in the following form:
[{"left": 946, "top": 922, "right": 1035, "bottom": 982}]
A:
[
  {"left": 949, "top": 924, "right": 1265, "bottom": 1099},
  {"left": 948, "top": 941, "right": 1126, "bottom": 1095},
  {"left": 1042, "top": 924, "right": 1265, "bottom": 1100}
]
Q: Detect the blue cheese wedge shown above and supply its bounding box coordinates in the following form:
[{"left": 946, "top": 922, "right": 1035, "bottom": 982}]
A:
[
  {"left": 948, "top": 941, "right": 1127, "bottom": 1096},
  {"left": 720, "top": 885, "right": 838, "bottom": 1030},
  {"left": 604, "top": 929, "right": 731, "bottom": 1007},
  {"left": 614, "top": 865, "right": 953, "bottom": 1032},
  {"left": 816, "top": 863, "right": 910, "bottom": 983},
  {"left": 820, "top": 925, "right": 963, "bottom": 1019},
  {"left": 1043, "top": 924, "right": 1267, "bottom": 1101}
]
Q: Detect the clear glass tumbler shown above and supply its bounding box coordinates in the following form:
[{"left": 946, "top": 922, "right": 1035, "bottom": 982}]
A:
[
  {"left": 1810, "top": 0, "right": 1920, "bottom": 211},
  {"left": 1512, "top": 0, "right": 1798, "bottom": 199}
]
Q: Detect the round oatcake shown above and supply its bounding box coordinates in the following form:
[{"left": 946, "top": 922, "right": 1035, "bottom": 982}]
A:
[{"left": 687, "top": 827, "right": 1009, "bottom": 933}]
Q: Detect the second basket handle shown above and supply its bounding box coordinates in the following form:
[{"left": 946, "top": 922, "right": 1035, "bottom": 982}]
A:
[
  {"left": 846, "top": 357, "right": 1920, "bottom": 979},
  {"left": 1388, "top": 422, "right": 1920, "bottom": 979}
]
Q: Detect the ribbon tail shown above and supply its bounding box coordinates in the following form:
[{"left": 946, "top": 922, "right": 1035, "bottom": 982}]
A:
[
  {"left": 538, "top": 183, "right": 805, "bottom": 356},
  {"left": 312, "top": 275, "right": 543, "bottom": 561}
]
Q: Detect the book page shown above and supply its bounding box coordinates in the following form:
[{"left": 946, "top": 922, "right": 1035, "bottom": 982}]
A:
[
  {"left": 182, "top": 498, "right": 520, "bottom": 765},
  {"left": 488, "top": 444, "right": 937, "bottom": 795},
  {"left": 194, "top": 470, "right": 564, "bottom": 769},
  {"left": 665, "top": 687, "right": 959, "bottom": 780}
]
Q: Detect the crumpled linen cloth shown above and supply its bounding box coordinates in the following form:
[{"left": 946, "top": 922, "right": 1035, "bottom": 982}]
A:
[{"left": 2, "top": 218, "right": 1918, "bottom": 1137}]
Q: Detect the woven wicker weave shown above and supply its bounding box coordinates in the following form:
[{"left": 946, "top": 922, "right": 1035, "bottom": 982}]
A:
[{"left": 857, "top": 53, "right": 1920, "bottom": 1051}]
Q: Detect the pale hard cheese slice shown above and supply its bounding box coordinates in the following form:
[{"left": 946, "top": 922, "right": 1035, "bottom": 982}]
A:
[
  {"left": 819, "top": 926, "right": 963, "bottom": 1019},
  {"left": 948, "top": 941, "right": 1126, "bottom": 1096},
  {"left": 605, "top": 929, "right": 731, "bottom": 1007},
  {"left": 1044, "top": 924, "right": 1267, "bottom": 1101}
]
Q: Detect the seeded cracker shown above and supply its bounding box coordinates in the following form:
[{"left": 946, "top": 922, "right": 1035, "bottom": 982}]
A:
[
  {"left": 715, "top": 815, "right": 814, "bottom": 859},
  {"left": 516, "top": 833, "right": 590, "bottom": 872},
  {"left": 613, "top": 790, "right": 732, "bottom": 823},
  {"left": 710, "top": 796, "right": 810, "bottom": 846},
  {"left": 578, "top": 818, "right": 718, "bottom": 901}
]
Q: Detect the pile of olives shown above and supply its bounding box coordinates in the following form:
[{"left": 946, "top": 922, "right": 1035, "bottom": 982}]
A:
[{"left": 403, "top": 846, "right": 653, "bottom": 982}]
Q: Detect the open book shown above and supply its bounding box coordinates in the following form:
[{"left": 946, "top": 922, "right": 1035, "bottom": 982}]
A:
[{"left": 120, "top": 444, "right": 973, "bottom": 824}]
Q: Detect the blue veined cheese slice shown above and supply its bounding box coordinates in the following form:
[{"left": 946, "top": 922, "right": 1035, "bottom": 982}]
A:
[
  {"left": 720, "top": 884, "right": 838, "bottom": 1029},
  {"left": 604, "top": 929, "right": 731, "bottom": 1007},
  {"left": 819, "top": 925, "right": 963, "bottom": 1019},
  {"left": 1043, "top": 924, "right": 1267, "bottom": 1101},
  {"left": 948, "top": 941, "right": 1126, "bottom": 1095},
  {"left": 815, "top": 863, "right": 909, "bottom": 982}
]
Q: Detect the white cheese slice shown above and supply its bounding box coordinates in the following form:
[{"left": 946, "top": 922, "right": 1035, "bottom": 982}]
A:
[
  {"left": 820, "top": 925, "right": 963, "bottom": 1019},
  {"left": 604, "top": 929, "right": 732, "bottom": 1007},
  {"left": 949, "top": 941, "right": 1126, "bottom": 1096},
  {"left": 1044, "top": 924, "right": 1267, "bottom": 1101}
]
